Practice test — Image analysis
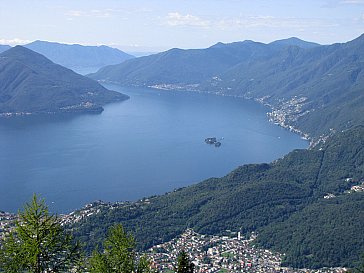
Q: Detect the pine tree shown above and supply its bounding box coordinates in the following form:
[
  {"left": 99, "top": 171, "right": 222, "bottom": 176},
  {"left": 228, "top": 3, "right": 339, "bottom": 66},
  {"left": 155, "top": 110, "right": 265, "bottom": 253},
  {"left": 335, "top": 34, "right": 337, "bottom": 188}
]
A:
[
  {"left": 0, "top": 194, "right": 82, "bottom": 273},
  {"left": 176, "top": 250, "right": 194, "bottom": 273},
  {"left": 88, "top": 224, "right": 152, "bottom": 273}
]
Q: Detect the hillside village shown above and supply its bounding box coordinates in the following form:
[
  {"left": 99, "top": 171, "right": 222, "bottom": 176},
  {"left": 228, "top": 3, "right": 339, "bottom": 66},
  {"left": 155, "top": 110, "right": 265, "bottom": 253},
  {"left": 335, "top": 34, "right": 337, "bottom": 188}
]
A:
[
  {"left": 147, "top": 229, "right": 347, "bottom": 273},
  {"left": 0, "top": 199, "right": 356, "bottom": 273}
]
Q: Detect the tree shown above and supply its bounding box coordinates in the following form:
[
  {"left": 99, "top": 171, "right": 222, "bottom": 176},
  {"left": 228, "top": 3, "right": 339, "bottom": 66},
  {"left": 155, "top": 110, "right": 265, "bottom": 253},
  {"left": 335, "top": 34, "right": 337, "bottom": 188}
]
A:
[
  {"left": 176, "top": 250, "right": 194, "bottom": 273},
  {"left": 88, "top": 224, "right": 152, "bottom": 273},
  {"left": 0, "top": 194, "right": 82, "bottom": 273}
]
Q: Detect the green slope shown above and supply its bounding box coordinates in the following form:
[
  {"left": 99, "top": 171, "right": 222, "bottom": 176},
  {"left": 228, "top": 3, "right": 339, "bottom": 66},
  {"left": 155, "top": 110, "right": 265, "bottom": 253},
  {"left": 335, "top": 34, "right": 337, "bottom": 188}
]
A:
[
  {"left": 72, "top": 126, "right": 364, "bottom": 268},
  {"left": 257, "top": 193, "right": 364, "bottom": 269},
  {"left": 200, "top": 34, "right": 364, "bottom": 140},
  {"left": 0, "top": 46, "right": 128, "bottom": 114}
]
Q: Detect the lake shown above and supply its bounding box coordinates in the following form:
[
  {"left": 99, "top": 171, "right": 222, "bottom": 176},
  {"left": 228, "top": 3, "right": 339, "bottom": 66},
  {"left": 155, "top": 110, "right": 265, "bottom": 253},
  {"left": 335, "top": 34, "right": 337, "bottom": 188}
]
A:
[{"left": 0, "top": 84, "right": 308, "bottom": 213}]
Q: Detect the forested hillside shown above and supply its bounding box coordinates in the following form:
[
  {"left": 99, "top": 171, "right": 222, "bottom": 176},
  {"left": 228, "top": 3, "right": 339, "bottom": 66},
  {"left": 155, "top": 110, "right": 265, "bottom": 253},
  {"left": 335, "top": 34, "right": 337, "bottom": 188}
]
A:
[
  {"left": 71, "top": 126, "right": 364, "bottom": 268},
  {"left": 0, "top": 46, "right": 128, "bottom": 114}
]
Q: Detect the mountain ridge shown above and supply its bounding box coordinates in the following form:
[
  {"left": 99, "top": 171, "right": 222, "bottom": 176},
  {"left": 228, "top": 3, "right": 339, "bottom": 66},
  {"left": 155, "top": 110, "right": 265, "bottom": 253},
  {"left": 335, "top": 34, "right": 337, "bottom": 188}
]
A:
[
  {"left": 88, "top": 38, "right": 290, "bottom": 85},
  {"left": 25, "top": 40, "right": 134, "bottom": 74},
  {"left": 0, "top": 45, "right": 11, "bottom": 54},
  {"left": 268, "top": 37, "right": 320, "bottom": 48},
  {"left": 88, "top": 36, "right": 320, "bottom": 85},
  {"left": 0, "top": 46, "right": 128, "bottom": 115},
  {"left": 200, "top": 34, "right": 364, "bottom": 142}
]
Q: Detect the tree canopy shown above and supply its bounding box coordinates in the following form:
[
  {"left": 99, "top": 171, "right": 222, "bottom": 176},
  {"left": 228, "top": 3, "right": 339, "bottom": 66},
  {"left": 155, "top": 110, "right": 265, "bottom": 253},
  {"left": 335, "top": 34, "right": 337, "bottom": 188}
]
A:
[
  {"left": 89, "top": 224, "right": 152, "bottom": 273},
  {"left": 176, "top": 251, "right": 194, "bottom": 273},
  {"left": 0, "top": 194, "right": 82, "bottom": 273}
]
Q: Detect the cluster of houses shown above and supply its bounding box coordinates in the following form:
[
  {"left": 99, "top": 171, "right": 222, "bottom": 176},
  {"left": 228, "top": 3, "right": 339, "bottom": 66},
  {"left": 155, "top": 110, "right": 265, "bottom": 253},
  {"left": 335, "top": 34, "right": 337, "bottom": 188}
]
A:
[
  {"left": 148, "top": 229, "right": 346, "bottom": 273},
  {"left": 0, "top": 211, "right": 16, "bottom": 239}
]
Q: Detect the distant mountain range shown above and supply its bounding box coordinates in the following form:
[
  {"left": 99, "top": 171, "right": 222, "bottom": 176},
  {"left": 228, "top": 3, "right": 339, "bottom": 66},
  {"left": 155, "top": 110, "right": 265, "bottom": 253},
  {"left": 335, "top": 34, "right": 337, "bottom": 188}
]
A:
[
  {"left": 24, "top": 40, "right": 134, "bottom": 74},
  {"left": 89, "top": 37, "right": 318, "bottom": 86},
  {"left": 89, "top": 34, "right": 364, "bottom": 143},
  {"left": 0, "top": 45, "right": 11, "bottom": 54},
  {"left": 72, "top": 125, "right": 364, "bottom": 269},
  {"left": 0, "top": 46, "right": 128, "bottom": 115}
]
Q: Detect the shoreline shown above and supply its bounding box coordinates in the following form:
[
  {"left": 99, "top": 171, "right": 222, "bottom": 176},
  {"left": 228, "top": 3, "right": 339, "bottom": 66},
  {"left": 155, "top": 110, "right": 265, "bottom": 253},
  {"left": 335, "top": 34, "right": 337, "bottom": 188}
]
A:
[{"left": 135, "top": 81, "right": 314, "bottom": 146}]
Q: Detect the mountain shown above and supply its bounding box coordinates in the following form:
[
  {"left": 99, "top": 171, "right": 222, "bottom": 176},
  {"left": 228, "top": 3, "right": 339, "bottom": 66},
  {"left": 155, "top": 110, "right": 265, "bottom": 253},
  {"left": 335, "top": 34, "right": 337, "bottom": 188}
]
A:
[
  {"left": 25, "top": 40, "right": 134, "bottom": 74},
  {"left": 0, "top": 45, "right": 11, "bottom": 54},
  {"left": 200, "top": 33, "right": 364, "bottom": 141},
  {"left": 88, "top": 37, "right": 318, "bottom": 85},
  {"left": 269, "top": 37, "right": 320, "bottom": 49},
  {"left": 88, "top": 40, "right": 286, "bottom": 85},
  {"left": 71, "top": 126, "right": 364, "bottom": 269},
  {"left": 258, "top": 192, "right": 364, "bottom": 268},
  {"left": 0, "top": 46, "right": 128, "bottom": 115},
  {"left": 89, "top": 34, "right": 364, "bottom": 142}
]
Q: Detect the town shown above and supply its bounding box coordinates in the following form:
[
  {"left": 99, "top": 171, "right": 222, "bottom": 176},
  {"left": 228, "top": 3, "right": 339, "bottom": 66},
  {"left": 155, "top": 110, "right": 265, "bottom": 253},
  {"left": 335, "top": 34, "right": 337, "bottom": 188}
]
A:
[
  {"left": 0, "top": 202, "right": 351, "bottom": 273},
  {"left": 147, "top": 229, "right": 347, "bottom": 273}
]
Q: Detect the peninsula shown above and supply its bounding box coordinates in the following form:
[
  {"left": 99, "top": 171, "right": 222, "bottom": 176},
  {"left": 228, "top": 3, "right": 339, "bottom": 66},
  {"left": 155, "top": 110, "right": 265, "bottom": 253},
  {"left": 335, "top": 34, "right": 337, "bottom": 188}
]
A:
[{"left": 0, "top": 46, "right": 129, "bottom": 116}]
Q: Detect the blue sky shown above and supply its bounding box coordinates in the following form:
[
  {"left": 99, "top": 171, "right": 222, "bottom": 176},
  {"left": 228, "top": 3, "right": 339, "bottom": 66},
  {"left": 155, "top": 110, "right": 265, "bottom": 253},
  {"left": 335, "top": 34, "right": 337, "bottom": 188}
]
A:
[{"left": 0, "top": 0, "right": 364, "bottom": 52}]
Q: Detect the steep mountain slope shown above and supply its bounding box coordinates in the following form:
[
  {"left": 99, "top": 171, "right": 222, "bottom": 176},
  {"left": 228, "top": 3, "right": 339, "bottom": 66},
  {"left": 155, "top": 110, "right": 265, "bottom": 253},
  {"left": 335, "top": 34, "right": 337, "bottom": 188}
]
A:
[
  {"left": 88, "top": 35, "right": 364, "bottom": 141},
  {"left": 72, "top": 126, "right": 364, "bottom": 268},
  {"left": 0, "top": 45, "right": 11, "bottom": 54},
  {"left": 200, "top": 34, "right": 364, "bottom": 140},
  {"left": 258, "top": 193, "right": 364, "bottom": 268},
  {"left": 25, "top": 40, "right": 134, "bottom": 73},
  {"left": 88, "top": 40, "right": 296, "bottom": 85},
  {"left": 0, "top": 46, "right": 128, "bottom": 115}
]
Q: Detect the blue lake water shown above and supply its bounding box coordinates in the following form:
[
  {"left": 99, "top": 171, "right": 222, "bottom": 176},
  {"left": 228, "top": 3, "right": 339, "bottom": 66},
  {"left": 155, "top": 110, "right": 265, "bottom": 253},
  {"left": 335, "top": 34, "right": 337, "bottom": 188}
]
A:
[{"left": 0, "top": 84, "right": 308, "bottom": 213}]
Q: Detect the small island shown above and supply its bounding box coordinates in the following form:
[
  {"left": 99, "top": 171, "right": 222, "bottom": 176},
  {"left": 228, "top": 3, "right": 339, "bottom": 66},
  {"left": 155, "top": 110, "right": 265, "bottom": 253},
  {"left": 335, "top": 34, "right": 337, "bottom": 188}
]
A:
[{"left": 205, "top": 137, "right": 222, "bottom": 147}]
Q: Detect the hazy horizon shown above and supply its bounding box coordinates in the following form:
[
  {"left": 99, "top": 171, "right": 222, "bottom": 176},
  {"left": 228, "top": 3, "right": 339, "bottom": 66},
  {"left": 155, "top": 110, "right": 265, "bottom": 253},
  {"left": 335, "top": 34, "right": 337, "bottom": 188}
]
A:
[{"left": 1, "top": 0, "right": 364, "bottom": 52}]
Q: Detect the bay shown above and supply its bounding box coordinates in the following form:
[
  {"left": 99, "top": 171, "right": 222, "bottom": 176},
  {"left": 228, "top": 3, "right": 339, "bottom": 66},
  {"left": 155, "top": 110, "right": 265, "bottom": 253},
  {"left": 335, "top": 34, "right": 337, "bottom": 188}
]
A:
[{"left": 0, "top": 84, "right": 308, "bottom": 213}]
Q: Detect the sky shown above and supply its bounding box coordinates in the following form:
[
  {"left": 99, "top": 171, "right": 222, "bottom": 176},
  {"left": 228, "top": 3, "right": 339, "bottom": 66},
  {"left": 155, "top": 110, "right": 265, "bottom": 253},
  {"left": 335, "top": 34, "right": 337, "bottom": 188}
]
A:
[{"left": 0, "top": 0, "right": 364, "bottom": 52}]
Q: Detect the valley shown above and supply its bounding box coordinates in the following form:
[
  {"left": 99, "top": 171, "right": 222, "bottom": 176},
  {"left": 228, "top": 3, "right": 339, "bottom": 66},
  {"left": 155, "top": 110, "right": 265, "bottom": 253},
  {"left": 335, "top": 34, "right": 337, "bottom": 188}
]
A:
[{"left": 0, "top": 32, "right": 363, "bottom": 272}]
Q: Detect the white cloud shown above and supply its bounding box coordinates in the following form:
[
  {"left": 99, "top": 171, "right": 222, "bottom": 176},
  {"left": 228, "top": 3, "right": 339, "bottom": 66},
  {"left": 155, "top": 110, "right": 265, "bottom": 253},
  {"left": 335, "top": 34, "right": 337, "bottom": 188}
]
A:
[
  {"left": 163, "top": 13, "right": 336, "bottom": 31},
  {"left": 65, "top": 9, "right": 114, "bottom": 19},
  {"left": 340, "top": 0, "right": 364, "bottom": 4},
  {"left": 0, "top": 38, "right": 31, "bottom": 46},
  {"left": 321, "top": 0, "right": 364, "bottom": 8},
  {"left": 215, "top": 16, "right": 336, "bottom": 30},
  {"left": 165, "top": 12, "right": 211, "bottom": 27}
]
